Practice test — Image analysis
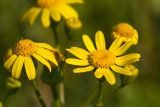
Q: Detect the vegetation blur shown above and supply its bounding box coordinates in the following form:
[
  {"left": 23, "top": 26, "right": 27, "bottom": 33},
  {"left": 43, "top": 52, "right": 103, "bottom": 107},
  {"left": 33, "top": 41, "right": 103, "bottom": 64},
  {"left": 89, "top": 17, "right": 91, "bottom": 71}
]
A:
[{"left": 0, "top": 0, "right": 160, "bottom": 107}]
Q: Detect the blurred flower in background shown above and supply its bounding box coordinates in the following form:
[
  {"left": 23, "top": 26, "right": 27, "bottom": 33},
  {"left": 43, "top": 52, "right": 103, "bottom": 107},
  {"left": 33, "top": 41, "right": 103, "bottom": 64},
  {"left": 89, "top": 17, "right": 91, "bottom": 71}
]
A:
[
  {"left": 112, "top": 23, "right": 138, "bottom": 45},
  {"left": 22, "top": 0, "right": 83, "bottom": 27},
  {"left": 4, "top": 39, "right": 58, "bottom": 80},
  {"left": 65, "top": 17, "right": 82, "bottom": 30}
]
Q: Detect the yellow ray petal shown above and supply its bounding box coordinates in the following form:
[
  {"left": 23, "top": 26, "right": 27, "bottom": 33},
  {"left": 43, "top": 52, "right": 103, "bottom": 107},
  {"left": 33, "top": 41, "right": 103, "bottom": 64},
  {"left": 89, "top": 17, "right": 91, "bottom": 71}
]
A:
[
  {"left": 50, "top": 8, "right": 61, "bottom": 22},
  {"left": 73, "top": 66, "right": 94, "bottom": 73},
  {"left": 36, "top": 43, "right": 55, "bottom": 51},
  {"left": 95, "top": 31, "right": 106, "bottom": 50},
  {"left": 94, "top": 68, "right": 103, "bottom": 79},
  {"left": 58, "top": 5, "right": 78, "bottom": 19},
  {"left": 24, "top": 57, "right": 36, "bottom": 80},
  {"left": 66, "top": 47, "right": 89, "bottom": 60},
  {"left": 66, "top": 58, "right": 89, "bottom": 66},
  {"left": 115, "top": 42, "right": 133, "bottom": 56},
  {"left": 111, "top": 65, "right": 132, "bottom": 76},
  {"left": 41, "top": 8, "right": 50, "bottom": 28},
  {"left": 32, "top": 53, "right": 51, "bottom": 72},
  {"left": 22, "top": 7, "right": 41, "bottom": 25},
  {"left": 82, "top": 34, "right": 95, "bottom": 52},
  {"left": 66, "top": 0, "right": 84, "bottom": 4},
  {"left": 109, "top": 37, "right": 123, "bottom": 52},
  {"left": 103, "top": 68, "right": 116, "bottom": 85},
  {"left": 115, "top": 53, "right": 140, "bottom": 66},
  {"left": 12, "top": 56, "right": 25, "bottom": 79},
  {"left": 4, "top": 55, "right": 17, "bottom": 70},
  {"left": 35, "top": 47, "right": 58, "bottom": 66}
]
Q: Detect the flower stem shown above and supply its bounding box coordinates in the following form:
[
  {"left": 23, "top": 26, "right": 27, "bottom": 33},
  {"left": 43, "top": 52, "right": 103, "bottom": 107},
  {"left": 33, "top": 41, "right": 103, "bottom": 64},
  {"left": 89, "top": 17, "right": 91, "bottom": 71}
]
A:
[
  {"left": 95, "top": 81, "right": 104, "bottom": 107},
  {"left": 31, "top": 81, "right": 47, "bottom": 107},
  {"left": 52, "top": 82, "right": 64, "bottom": 107},
  {"left": 51, "top": 22, "right": 59, "bottom": 47}
]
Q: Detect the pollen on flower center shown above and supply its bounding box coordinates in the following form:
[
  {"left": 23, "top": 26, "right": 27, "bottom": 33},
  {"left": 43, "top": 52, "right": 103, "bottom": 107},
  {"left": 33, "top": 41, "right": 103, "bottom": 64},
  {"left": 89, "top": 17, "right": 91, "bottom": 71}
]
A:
[
  {"left": 89, "top": 50, "right": 116, "bottom": 68},
  {"left": 37, "top": 0, "right": 57, "bottom": 8},
  {"left": 12, "top": 39, "right": 36, "bottom": 56},
  {"left": 113, "top": 23, "right": 135, "bottom": 38}
]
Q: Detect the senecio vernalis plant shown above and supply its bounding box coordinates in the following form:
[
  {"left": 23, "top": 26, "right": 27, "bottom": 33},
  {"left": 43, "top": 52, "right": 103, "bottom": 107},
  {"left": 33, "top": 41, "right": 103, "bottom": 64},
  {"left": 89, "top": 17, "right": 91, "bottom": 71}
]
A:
[{"left": 2, "top": 0, "right": 141, "bottom": 107}]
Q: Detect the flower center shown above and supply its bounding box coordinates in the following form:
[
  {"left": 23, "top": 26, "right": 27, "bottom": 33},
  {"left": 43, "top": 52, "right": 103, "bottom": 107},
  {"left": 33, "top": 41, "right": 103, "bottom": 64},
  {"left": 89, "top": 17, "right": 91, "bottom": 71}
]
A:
[
  {"left": 89, "top": 50, "right": 116, "bottom": 68},
  {"left": 113, "top": 23, "right": 135, "bottom": 38},
  {"left": 12, "top": 39, "right": 36, "bottom": 56},
  {"left": 37, "top": 0, "right": 57, "bottom": 8}
]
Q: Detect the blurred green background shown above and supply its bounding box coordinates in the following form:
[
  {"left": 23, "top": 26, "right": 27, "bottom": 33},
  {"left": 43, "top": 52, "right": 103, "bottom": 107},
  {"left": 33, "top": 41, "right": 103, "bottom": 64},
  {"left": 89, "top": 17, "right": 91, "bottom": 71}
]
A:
[{"left": 0, "top": 0, "right": 160, "bottom": 107}]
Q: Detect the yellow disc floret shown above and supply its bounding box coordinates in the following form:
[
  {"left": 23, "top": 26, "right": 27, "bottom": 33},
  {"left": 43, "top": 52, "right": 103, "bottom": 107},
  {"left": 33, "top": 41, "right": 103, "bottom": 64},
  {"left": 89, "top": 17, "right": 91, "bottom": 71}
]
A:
[
  {"left": 112, "top": 23, "right": 138, "bottom": 44},
  {"left": 12, "top": 39, "right": 36, "bottom": 56},
  {"left": 89, "top": 50, "right": 116, "bottom": 68},
  {"left": 113, "top": 23, "right": 135, "bottom": 38}
]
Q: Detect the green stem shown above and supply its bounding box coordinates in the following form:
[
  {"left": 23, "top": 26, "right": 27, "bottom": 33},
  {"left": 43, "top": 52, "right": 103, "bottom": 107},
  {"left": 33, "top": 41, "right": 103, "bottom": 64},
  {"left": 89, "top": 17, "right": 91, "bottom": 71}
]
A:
[
  {"left": 51, "top": 22, "right": 59, "bottom": 47},
  {"left": 52, "top": 82, "right": 64, "bottom": 107},
  {"left": 95, "top": 81, "right": 104, "bottom": 107},
  {"left": 31, "top": 81, "right": 47, "bottom": 107}
]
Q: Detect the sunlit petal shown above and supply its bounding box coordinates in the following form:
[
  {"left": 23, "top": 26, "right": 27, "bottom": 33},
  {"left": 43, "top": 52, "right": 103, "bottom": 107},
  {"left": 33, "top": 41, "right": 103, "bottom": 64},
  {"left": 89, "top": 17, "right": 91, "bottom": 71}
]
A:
[
  {"left": 66, "top": 58, "right": 89, "bottom": 66},
  {"left": 95, "top": 31, "right": 106, "bottom": 50},
  {"left": 24, "top": 57, "right": 36, "bottom": 80},
  {"left": 103, "top": 68, "right": 116, "bottom": 85},
  {"left": 73, "top": 66, "right": 94, "bottom": 73},
  {"left": 82, "top": 34, "right": 96, "bottom": 52},
  {"left": 111, "top": 65, "right": 132, "bottom": 76}
]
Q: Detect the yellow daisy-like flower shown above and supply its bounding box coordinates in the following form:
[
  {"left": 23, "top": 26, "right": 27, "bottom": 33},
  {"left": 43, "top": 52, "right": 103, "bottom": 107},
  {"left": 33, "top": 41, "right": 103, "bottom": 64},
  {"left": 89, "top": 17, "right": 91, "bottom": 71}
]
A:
[
  {"left": 22, "top": 0, "right": 83, "bottom": 28},
  {"left": 4, "top": 39, "right": 58, "bottom": 80},
  {"left": 112, "top": 23, "right": 138, "bottom": 45},
  {"left": 66, "top": 31, "right": 140, "bottom": 85}
]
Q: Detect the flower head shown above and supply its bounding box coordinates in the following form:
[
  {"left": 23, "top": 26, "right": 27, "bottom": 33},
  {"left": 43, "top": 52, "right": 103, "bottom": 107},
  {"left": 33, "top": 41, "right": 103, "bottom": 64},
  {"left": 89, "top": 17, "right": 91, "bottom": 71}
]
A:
[
  {"left": 65, "top": 17, "right": 82, "bottom": 29},
  {"left": 112, "top": 23, "right": 138, "bottom": 45},
  {"left": 4, "top": 39, "right": 58, "bottom": 80},
  {"left": 22, "top": 0, "right": 83, "bottom": 28},
  {"left": 66, "top": 31, "right": 140, "bottom": 85}
]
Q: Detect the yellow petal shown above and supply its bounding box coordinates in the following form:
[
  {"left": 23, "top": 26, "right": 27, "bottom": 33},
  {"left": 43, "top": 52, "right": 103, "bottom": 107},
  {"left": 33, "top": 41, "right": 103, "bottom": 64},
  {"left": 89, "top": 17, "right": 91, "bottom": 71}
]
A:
[
  {"left": 115, "top": 53, "right": 140, "bottom": 66},
  {"left": 66, "top": 0, "right": 84, "bottom": 4},
  {"left": 103, "top": 69, "right": 116, "bottom": 85},
  {"left": 4, "top": 55, "right": 17, "bottom": 70},
  {"left": 50, "top": 8, "right": 61, "bottom": 22},
  {"left": 32, "top": 53, "right": 51, "bottom": 72},
  {"left": 41, "top": 8, "right": 50, "bottom": 28},
  {"left": 35, "top": 47, "right": 58, "bottom": 66},
  {"left": 12, "top": 56, "right": 25, "bottom": 79},
  {"left": 109, "top": 37, "right": 123, "bottom": 52},
  {"left": 36, "top": 43, "right": 55, "bottom": 51},
  {"left": 82, "top": 34, "right": 95, "bottom": 52},
  {"left": 66, "top": 47, "right": 89, "bottom": 60},
  {"left": 115, "top": 42, "right": 133, "bottom": 56},
  {"left": 58, "top": 5, "right": 78, "bottom": 19},
  {"left": 24, "top": 57, "right": 36, "bottom": 80},
  {"left": 94, "top": 68, "right": 103, "bottom": 79},
  {"left": 111, "top": 65, "right": 132, "bottom": 76},
  {"left": 73, "top": 66, "right": 94, "bottom": 73},
  {"left": 22, "top": 7, "right": 41, "bottom": 25},
  {"left": 66, "top": 58, "right": 89, "bottom": 66},
  {"left": 95, "top": 31, "right": 106, "bottom": 50}
]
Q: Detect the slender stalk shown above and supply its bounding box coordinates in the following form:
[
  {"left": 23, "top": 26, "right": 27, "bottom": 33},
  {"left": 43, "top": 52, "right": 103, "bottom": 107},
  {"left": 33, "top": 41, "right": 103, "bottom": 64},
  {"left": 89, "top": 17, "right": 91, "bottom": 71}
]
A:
[
  {"left": 95, "top": 81, "right": 104, "bottom": 107},
  {"left": 31, "top": 81, "right": 47, "bottom": 107},
  {"left": 51, "top": 22, "right": 59, "bottom": 47},
  {"left": 52, "top": 82, "right": 64, "bottom": 107}
]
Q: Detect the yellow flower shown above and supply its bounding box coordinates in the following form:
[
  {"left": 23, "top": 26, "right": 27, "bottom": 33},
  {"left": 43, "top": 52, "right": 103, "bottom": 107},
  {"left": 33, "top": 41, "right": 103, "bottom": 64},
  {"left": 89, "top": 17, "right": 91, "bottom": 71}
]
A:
[
  {"left": 4, "top": 39, "right": 58, "bottom": 80},
  {"left": 66, "top": 31, "right": 140, "bottom": 85},
  {"left": 22, "top": 0, "right": 83, "bottom": 28},
  {"left": 125, "top": 65, "right": 139, "bottom": 78},
  {"left": 65, "top": 17, "right": 82, "bottom": 29},
  {"left": 112, "top": 23, "right": 138, "bottom": 45}
]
